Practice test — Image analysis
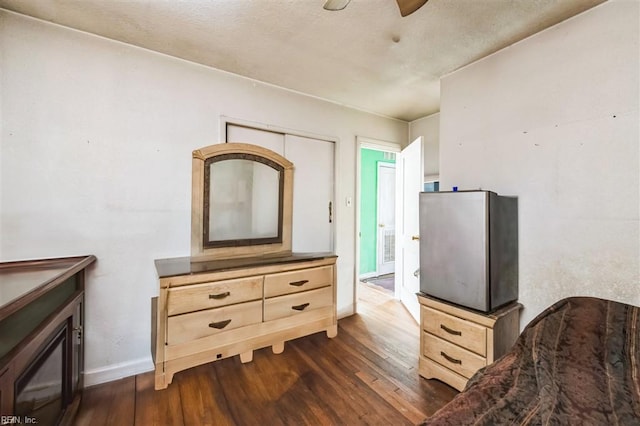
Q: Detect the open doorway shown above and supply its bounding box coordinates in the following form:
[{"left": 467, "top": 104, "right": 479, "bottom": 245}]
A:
[
  {"left": 356, "top": 139, "right": 400, "bottom": 303},
  {"left": 356, "top": 136, "right": 427, "bottom": 322}
]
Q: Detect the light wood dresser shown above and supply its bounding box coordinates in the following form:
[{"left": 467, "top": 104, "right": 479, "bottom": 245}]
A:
[
  {"left": 417, "top": 294, "right": 521, "bottom": 391},
  {"left": 152, "top": 252, "right": 337, "bottom": 390}
]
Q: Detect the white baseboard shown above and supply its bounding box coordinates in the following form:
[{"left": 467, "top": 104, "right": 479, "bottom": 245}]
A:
[
  {"left": 358, "top": 272, "right": 378, "bottom": 280},
  {"left": 84, "top": 356, "right": 154, "bottom": 387}
]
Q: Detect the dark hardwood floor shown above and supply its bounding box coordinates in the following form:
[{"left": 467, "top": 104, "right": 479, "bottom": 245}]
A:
[{"left": 74, "top": 284, "right": 457, "bottom": 425}]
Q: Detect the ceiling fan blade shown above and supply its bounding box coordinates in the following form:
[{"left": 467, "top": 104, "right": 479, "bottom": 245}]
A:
[
  {"left": 395, "top": 0, "right": 428, "bottom": 17},
  {"left": 323, "top": 0, "right": 351, "bottom": 11}
]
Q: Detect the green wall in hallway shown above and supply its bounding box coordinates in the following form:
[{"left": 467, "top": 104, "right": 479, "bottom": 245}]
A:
[{"left": 359, "top": 148, "right": 395, "bottom": 276}]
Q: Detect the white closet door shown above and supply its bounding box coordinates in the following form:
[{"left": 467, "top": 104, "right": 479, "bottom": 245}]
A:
[
  {"left": 226, "top": 124, "right": 284, "bottom": 154},
  {"left": 225, "top": 125, "right": 335, "bottom": 253},
  {"left": 285, "top": 134, "right": 334, "bottom": 252}
]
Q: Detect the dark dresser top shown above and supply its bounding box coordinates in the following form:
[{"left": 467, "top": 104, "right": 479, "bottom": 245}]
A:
[{"left": 155, "top": 252, "right": 337, "bottom": 278}]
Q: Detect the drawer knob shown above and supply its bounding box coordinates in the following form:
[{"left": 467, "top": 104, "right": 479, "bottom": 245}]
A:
[
  {"left": 440, "top": 351, "right": 462, "bottom": 365},
  {"left": 440, "top": 324, "right": 462, "bottom": 336},
  {"left": 292, "top": 302, "right": 310, "bottom": 311},
  {"left": 209, "top": 291, "right": 231, "bottom": 300},
  {"left": 289, "top": 280, "right": 309, "bottom": 287},
  {"left": 209, "top": 319, "right": 232, "bottom": 329}
]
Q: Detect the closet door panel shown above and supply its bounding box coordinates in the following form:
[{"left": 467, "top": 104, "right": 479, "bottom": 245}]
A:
[
  {"left": 226, "top": 124, "right": 285, "bottom": 154},
  {"left": 285, "top": 134, "right": 334, "bottom": 252},
  {"left": 226, "top": 124, "right": 334, "bottom": 253}
]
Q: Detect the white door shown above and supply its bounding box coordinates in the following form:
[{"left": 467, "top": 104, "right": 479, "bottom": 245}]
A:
[
  {"left": 377, "top": 163, "right": 395, "bottom": 275},
  {"left": 395, "top": 137, "right": 424, "bottom": 322},
  {"left": 285, "top": 134, "right": 334, "bottom": 252}
]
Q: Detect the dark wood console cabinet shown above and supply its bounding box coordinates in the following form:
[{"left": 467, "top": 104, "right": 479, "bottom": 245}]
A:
[{"left": 0, "top": 255, "right": 96, "bottom": 425}]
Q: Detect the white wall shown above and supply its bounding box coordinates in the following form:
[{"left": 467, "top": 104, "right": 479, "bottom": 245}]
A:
[
  {"left": 440, "top": 0, "right": 639, "bottom": 326},
  {"left": 0, "top": 11, "right": 407, "bottom": 385},
  {"left": 409, "top": 112, "right": 440, "bottom": 181}
]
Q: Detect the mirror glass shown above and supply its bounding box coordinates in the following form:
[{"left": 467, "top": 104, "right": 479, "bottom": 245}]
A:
[{"left": 205, "top": 156, "right": 283, "bottom": 247}]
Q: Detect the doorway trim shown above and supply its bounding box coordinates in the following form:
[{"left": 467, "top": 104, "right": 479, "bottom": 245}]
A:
[{"left": 355, "top": 136, "right": 402, "bottom": 312}]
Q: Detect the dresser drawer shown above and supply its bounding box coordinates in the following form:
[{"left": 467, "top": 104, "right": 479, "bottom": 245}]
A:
[
  {"left": 167, "top": 276, "right": 263, "bottom": 316},
  {"left": 264, "top": 266, "right": 333, "bottom": 298},
  {"left": 264, "top": 287, "right": 333, "bottom": 321},
  {"left": 423, "top": 332, "right": 486, "bottom": 379},
  {"left": 422, "top": 306, "right": 486, "bottom": 356},
  {"left": 167, "top": 300, "right": 262, "bottom": 345}
]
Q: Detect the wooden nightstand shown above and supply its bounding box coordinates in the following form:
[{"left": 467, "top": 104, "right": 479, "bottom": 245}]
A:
[{"left": 417, "top": 294, "right": 522, "bottom": 391}]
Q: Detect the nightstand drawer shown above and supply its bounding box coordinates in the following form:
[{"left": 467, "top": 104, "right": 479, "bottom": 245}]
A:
[
  {"left": 264, "top": 287, "right": 332, "bottom": 321},
  {"left": 423, "top": 332, "right": 486, "bottom": 379},
  {"left": 264, "top": 266, "right": 333, "bottom": 298},
  {"left": 167, "top": 300, "right": 262, "bottom": 345},
  {"left": 423, "top": 306, "right": 486, "bottom": 356},
  {"left": 167, "top": 276, "right": 263, "bottom": 316}
]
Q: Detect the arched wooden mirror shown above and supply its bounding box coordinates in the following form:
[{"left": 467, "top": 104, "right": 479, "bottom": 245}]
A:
[{"left": 191, "top": 143, "right": 293, "bottom": 260}]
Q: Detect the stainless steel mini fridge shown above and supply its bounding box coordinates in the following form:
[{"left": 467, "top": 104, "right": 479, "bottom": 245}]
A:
[{"left": 419, "top": 190, "right": 518, "bottom": 312}]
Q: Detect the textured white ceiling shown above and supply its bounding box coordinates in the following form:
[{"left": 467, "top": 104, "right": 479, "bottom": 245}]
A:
[{"left": 0, "top": 0, "right": 606, "bottom": 121}]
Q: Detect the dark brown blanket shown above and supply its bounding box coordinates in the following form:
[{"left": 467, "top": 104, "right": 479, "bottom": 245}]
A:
[{"left": 422, "top": 297, "right": 640, "bottom": 425}]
